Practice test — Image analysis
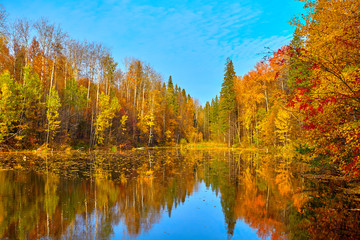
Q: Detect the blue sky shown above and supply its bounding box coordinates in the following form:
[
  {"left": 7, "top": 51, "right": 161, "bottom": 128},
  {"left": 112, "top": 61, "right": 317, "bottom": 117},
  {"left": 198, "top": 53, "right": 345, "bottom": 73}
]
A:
[{"left": 2, "top": 0, "right": 304, "bottom": 104}]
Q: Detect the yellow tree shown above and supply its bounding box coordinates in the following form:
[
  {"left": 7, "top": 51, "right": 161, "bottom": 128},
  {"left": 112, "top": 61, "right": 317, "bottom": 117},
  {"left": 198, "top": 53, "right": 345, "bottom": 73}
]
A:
[
  {"left": 235, "top": 72, "right": 263, "bottom": 145},
  {"left": 95, "top": 93, "right": 119, "bottom": 145},
  {"left": 46, "top": 86, "right": 61, "bottom": 145}
]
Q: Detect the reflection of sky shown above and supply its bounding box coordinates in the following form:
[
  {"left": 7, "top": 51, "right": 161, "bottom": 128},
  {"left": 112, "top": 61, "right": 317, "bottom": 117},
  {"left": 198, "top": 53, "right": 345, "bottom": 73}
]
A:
[
  {"left": 3, "top": 0, "right": 304, "bottom": 104},
  {"left": 112, "top": 181, "right": 264, "bottom": 239}
]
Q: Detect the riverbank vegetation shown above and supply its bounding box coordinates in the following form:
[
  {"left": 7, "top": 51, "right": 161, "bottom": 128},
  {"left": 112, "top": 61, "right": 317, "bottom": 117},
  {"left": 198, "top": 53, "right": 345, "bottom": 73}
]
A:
[
  {"left": 198, "top": 0, "right": 360, "bottom": 178},
  {"left": 0, "top": 0, "right": 359, "bottom": 178}
]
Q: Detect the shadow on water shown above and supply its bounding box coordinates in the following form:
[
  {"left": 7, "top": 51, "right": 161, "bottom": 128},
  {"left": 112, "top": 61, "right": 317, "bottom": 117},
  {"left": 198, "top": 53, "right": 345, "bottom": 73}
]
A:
[{"left": 0, "top": 149, "right": 359, "bottom": 239}]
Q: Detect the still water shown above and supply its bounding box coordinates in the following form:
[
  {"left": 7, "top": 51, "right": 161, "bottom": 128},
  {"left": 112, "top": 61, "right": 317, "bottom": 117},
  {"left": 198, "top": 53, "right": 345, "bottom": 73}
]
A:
[{"left": 0, "top": 149, "right": 359, "bottom": 239}]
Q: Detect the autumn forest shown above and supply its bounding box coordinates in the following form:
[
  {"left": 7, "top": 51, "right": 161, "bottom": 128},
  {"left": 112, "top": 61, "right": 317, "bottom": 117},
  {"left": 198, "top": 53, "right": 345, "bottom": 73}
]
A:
[{"left": 1, "top": 0, "right": 360, "bottom": 180}]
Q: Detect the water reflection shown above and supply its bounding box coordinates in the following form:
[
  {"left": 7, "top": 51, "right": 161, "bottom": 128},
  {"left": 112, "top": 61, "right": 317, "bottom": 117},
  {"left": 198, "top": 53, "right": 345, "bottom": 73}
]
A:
[{"left": 0, "top": 150, "right": 359, "bottom": 239}]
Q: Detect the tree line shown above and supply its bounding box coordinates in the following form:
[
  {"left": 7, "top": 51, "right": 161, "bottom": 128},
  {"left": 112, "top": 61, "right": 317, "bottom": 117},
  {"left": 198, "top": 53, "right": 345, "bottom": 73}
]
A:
[{"left": 0, "top": 7, "right": 201, "bottom": 150}]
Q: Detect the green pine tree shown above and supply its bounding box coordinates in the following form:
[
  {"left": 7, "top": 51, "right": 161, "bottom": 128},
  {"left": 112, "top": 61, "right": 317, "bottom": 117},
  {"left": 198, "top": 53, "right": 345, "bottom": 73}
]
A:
[
  {"left": 219, "top": 58, "right": 236, "bottom": 146},
  {"left": 210, "top": 96, "right": 220, "bottom": 141},
  {"left": 287, "top": 33, "right": 311, "bottom": 92},
  {"left": 167, "top": 76, "right": 175, "bottom": 108}
]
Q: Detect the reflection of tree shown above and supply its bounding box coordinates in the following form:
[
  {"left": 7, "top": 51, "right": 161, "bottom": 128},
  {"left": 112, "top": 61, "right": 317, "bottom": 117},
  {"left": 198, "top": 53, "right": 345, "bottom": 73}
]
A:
[
  {"left": 0, "top": 150, "right": 357, "bottom": 239},
  {"left": 275, "top": 157, "right": 293, "bottom": 197},
  {"left": 203, "top": 150, "right": 237, "bottom": 236},
  {"left": 231, "top": 152, "right": 299, "bottom": 240},
  {"left": 0, "top": 171, "right": 46, "bottom": 239},
  {"left": 295, "top": 180, "right": 360, "bottom": 240},
  {"left": 44, "top": 170, "right": 60, "bottom": 239},
  {"left": 0, "top": 150, "right": 202, "bottom": 239}
]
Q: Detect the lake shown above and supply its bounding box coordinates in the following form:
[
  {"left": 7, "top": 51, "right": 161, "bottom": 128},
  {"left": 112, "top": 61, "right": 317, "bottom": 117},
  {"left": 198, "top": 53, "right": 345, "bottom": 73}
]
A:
[{"left": 0, "top": 149, "right": 359, "bottom": 239}]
